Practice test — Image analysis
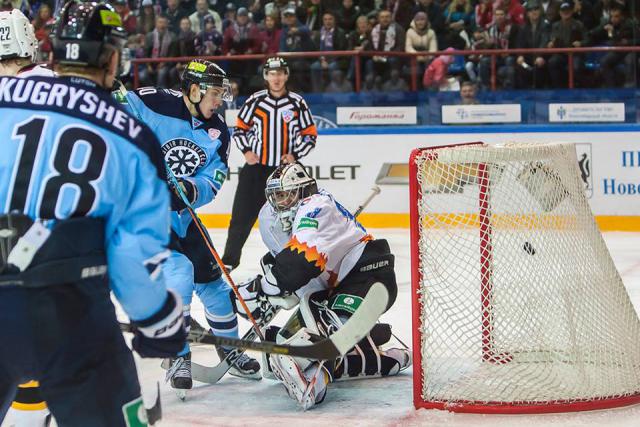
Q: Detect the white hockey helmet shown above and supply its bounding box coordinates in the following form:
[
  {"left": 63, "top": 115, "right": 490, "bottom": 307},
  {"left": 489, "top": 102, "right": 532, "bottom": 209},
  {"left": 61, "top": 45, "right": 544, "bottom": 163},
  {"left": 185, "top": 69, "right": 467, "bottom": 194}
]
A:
[
  {"left": 266, "top": 163, "right": 317, "bottom": 232},
  {"left": 0, "top": 9, "right": 38, "bottom": 62}
]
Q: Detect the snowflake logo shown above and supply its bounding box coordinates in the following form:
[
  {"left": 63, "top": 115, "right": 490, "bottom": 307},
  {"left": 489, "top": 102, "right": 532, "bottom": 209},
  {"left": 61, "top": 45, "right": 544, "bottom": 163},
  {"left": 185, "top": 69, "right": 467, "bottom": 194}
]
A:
[{"left": 162, "top": 139, "right": 207, "bottom": 177}]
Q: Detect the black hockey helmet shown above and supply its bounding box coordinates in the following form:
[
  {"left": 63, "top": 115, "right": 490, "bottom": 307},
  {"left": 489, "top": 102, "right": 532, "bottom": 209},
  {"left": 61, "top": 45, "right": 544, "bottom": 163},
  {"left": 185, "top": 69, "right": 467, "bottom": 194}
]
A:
[
  {"left": 181, "top": 59, "right": 232, "bottom": 102},
  {"left": 262, "top": 56, "right": 289, "bottom": 79},
  {"left": 52, "top": 1, "right": 126, "bottom": 69}
]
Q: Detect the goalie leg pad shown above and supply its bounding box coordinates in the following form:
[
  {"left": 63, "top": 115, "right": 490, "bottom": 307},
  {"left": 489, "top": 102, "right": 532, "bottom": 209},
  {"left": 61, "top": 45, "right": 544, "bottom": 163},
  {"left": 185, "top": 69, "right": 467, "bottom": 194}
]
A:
[
  {"left": 269, "top": 356, "right": 330, "bottom": 410},
  {"left": 261, "top": 325, "right": 280, "bottom": 380}
]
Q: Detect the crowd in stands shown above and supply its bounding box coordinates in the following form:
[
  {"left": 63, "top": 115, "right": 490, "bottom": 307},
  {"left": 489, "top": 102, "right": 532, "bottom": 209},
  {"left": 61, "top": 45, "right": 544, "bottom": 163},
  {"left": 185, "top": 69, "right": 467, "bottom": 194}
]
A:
[{"left": 1, "top": 0, "right": 638, "bottom": 94}]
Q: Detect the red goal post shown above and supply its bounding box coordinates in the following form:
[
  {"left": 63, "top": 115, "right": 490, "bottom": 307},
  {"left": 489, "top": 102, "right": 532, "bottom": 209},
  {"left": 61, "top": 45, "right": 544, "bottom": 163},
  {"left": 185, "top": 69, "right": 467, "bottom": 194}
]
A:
[{"left": 409, "top": 142, "right": 640, "bottom": 414}]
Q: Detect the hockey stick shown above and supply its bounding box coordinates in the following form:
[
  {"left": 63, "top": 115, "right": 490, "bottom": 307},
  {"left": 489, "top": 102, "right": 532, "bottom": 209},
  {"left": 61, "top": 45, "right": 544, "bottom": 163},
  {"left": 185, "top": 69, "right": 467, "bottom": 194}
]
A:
[
  {"left": 115, "top": 83, "right": 264, "bottom": 340},
  {"left": 161, "top": 302, "right": 280, "bottom": 384},
  {"left": 179, "top": 190, "right": 382, "bottom": 383},
  {"left": 122, "top": 282, "right": 387, "bottom": 360},
  {"left": 353, "top": 186, "right": 381, "bottom": 218}
]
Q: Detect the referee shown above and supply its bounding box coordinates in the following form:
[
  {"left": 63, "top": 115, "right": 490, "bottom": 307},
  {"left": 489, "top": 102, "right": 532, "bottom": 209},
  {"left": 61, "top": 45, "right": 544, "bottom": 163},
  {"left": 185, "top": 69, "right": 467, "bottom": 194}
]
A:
[{"left": 222, "top": 57, "right": 318, "bottom": 269}]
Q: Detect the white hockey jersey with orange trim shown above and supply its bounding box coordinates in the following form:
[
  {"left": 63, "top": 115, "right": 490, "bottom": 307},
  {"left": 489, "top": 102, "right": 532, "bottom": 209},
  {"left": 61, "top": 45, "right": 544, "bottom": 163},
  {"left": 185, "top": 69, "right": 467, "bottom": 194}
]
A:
[{"left": 258, "top": 190, "right": 372, "bottom": 291}]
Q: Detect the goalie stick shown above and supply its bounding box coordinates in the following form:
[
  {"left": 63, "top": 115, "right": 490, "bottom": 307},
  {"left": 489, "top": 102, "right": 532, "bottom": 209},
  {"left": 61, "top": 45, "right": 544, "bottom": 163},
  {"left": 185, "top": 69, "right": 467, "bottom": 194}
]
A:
[
  {"left": 177, "top": 187, "right": 384, "bottom": 383},
  {"left": 122, "top": 281, "right": 388, "bottom": 360}
]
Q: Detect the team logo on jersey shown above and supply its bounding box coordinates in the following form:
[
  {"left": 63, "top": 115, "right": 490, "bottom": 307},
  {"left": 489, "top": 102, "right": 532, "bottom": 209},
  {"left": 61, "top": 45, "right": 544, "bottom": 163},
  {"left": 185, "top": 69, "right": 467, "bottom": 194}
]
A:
[
  {"left": 281, "top": 110, "right": 294, "bottom": 123},
  {"left": 306, "top": 208, "right": 322, "bottom": 218},
  {"left": 162, "top": 139, "right": 207, "bottom": 177},
  {"left": 208, "top": 128, "right": 221, "bottom": 140},
  {"left": 192, "top": 117, "right": 202, "bottom": 128}
]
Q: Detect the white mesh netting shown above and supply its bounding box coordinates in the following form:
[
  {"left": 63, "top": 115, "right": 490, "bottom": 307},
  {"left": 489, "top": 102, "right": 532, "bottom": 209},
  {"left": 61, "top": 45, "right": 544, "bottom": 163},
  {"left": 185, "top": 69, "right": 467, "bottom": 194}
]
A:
[{"left": 413, "top": 142, "right": 640, "bottom": 411}]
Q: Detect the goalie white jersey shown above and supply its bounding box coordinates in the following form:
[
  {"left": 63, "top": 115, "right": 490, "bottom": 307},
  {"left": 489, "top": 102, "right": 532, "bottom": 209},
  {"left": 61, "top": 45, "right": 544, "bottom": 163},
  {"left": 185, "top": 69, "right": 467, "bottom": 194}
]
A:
[{"left": 258, "top": 189, "right": 372, "bottom": 293}]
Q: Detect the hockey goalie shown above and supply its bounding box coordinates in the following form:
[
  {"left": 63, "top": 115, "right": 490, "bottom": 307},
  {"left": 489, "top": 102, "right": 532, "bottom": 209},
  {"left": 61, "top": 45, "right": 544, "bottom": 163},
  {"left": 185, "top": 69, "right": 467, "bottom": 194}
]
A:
[{"left": 233, "top": 163, "right": 411, "bottom": 409}]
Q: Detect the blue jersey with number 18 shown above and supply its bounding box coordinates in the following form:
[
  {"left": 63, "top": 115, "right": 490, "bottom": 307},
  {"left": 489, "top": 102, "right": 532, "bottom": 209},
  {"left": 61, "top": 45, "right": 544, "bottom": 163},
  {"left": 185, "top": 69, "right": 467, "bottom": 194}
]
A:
[{"left": 0, "top": 75, "right": 171, "bottom": 321}]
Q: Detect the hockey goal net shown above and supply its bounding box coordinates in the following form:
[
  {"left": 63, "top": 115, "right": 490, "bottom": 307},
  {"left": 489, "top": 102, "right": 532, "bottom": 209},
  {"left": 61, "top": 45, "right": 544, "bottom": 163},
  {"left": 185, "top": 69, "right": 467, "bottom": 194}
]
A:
[{"left": 409, "top": 142, "right": 640, "bottom": 414}]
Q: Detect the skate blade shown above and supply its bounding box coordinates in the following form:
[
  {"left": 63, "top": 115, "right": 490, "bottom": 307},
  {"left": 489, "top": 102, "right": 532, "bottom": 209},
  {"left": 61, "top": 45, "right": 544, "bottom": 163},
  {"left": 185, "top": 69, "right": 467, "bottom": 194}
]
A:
[{"left": 228, "top": 368, "right": 262, "bottom": 380}]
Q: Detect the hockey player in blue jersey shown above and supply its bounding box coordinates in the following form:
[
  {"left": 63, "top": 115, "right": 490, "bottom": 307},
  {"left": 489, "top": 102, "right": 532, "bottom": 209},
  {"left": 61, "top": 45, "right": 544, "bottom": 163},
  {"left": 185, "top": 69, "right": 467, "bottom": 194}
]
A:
[
  {"left": 0, "top": 2, "right": 186, "bottom": 426},
  {"left": 120, "top": 58, "right": 261, "bottom": 394}
]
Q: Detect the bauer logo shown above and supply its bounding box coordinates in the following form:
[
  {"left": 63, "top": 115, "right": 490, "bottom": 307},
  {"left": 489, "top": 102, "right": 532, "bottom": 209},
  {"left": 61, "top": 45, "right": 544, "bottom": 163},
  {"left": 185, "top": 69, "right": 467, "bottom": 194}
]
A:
[
  {"left": 162, "top": 139, "right": 207, "bottom": 177},
  {"left": 575, "top": 144, "right": 593, "bottom": 199}
]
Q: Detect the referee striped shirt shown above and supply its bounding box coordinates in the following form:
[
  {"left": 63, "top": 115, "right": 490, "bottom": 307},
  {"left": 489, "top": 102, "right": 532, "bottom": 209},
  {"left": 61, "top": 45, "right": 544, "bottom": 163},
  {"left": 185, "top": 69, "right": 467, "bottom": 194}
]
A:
[{"left": 233, "top": 89, "right": 317, "bottom": 166}]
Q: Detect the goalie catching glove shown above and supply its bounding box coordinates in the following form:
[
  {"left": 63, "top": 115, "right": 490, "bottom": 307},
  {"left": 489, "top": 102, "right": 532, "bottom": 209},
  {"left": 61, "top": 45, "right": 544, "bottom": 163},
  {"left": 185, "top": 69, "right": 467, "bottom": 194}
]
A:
[{"left": 131, "top": 289, "right": 187, "bottom": 358}]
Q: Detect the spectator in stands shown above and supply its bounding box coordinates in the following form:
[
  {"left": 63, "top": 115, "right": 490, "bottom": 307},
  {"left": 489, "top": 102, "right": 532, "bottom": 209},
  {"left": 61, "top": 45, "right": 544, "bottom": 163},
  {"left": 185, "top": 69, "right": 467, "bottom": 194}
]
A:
[
  {"left": 383, "top": 68, "right": 409, "bottom": 91},
  {"left": 169, "top": 16, "right": 196, "bottom": 87},
  {"left": 515, "top": 1, "right": 551, "bottom": 88},
  {"left": 346, "top": 15, "right": 371, "bottom": 81},
  {"left": 495, "top": 0, "right": 526, "bottom": 25},
  {"left": 589, "top": 3, "right": 636, "bottom": 87},
  {"left": 362, "top": 73, "right": 383, "bottom": 91},
  {"left": 259, "top": 13, "right": 282, "bottom": 54},
  {"left": 141, "top": 14, "right": 175, "bottom": 88},
  {"left": 475, "top": 0, "right": 494, "bottom": 30},
  {"left": 464, "top": 27, "right": 491, "bottom": 83},
  {"left": 223, "top": 7, "right": 261, "bottom": 55},
  {"left": 540, "top": 0, "right": 562, "bottom": 23},
  {"left": 414, "top": 0, "right": 445, "bottom": 47},
  {"left": 336, "top": 0, "right": 359, "bottom": 33},
  {"left": 280, "top": 4, "right": 314, "bottom": 91},
  {"left": 31, "top": 3, "right": 53, "bottom": 41},
  {"left": 443, "top": 0, "right": 473, "bottom": 49},
  {"left": 386, "top": 0, "right": 416, "bottom": 30},
  {"left": 459, "top": 80, "right": 479, "bottom": 104},
  {"left": 137, "top": 0, "right": 157, "bottom": 35},
  {"left": 325, "top": 69, "right": 353, "bottom": 92},
  {"left": 195, "top": 14, "right": 223, "bottom": 55},
  {"left": 358, "top": 0, "right": 376, "bottom": 16},
  {"left": 31, "top": 4, "right": 53, "bottom": 62},
  {"left": 405, "top": 11, "right": 438, "bottom": 79},
  {"left": 310, "top": 11, "right": 348, "bottom": 92},
  {"left": 423, "top": 47, "right": 456, "bottom": 90},
  {"left": 573, "top": 0, "right": 598, "bottom": 30},
  {"left": 224, "top": 7, "right": 261, "bottom": 88},
  {"left": 249, "top": 0, "right": 267, "bottom": 25},
  {"left": 165, "top": 0, "right": 188, "bottom": 35},
  {"left": 366, "top": 9, "right": 406, "bottom": 81},
  {"left": 190, "top": 0, "right": 222, "bottom": 33},
  {"left": 113, "top": 0, "right": 137, "bottom": 35},
  {"left": 304, "top": 0, "right": 326, "bottom": 34},
  {"left": 223, "top": 2, "right": 236, "bottom": 31},
  {"left": 479, "top": 7, "right": 517, "bottom": 89},
  {"left": 547, "top": 1, "right": 586, "bottom": 87}
]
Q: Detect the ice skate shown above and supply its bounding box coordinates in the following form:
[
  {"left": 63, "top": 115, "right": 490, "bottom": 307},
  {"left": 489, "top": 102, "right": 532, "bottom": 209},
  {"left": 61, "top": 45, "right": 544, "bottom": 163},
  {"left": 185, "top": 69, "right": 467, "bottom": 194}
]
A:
[{"left": 216, "top": 347, "right": 261, "bottom": 379}]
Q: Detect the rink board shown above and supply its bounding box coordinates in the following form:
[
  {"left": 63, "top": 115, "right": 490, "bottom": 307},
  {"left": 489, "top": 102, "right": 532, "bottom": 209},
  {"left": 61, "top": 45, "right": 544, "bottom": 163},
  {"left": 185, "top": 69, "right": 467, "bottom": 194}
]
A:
[{"left": 199, "top": 124, "right": 640, "bottom": 231}]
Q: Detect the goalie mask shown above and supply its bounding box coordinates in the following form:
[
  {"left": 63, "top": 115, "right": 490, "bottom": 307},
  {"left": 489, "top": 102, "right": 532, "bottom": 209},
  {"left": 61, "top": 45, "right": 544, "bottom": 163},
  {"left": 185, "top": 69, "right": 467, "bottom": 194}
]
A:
[
  {"left": 266, "top": 163, "right": 317, "bottom": 232},
  {"left": 0, "top": 9, "right": 38, "bottom": 63}
]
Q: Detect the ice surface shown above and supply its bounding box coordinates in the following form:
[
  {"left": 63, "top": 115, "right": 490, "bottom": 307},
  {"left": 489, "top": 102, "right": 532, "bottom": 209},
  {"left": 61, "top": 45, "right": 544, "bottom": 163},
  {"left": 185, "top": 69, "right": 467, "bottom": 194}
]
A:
[{"left": 10, "top": 230, "right": 638, "bottom": 427}]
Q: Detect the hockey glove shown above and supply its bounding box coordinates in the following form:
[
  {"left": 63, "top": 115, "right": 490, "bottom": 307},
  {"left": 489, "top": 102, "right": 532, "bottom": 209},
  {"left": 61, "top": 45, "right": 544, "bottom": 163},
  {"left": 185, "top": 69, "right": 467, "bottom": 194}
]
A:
[
  {"left": 232, "top": 275, "right": 299, "bottom": 323},
  {"left": 170, "top": 178, "right": 197, "bottom": 211},
  {"left": 131, "top": 289, "right": 187, "bottom": 358}
]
